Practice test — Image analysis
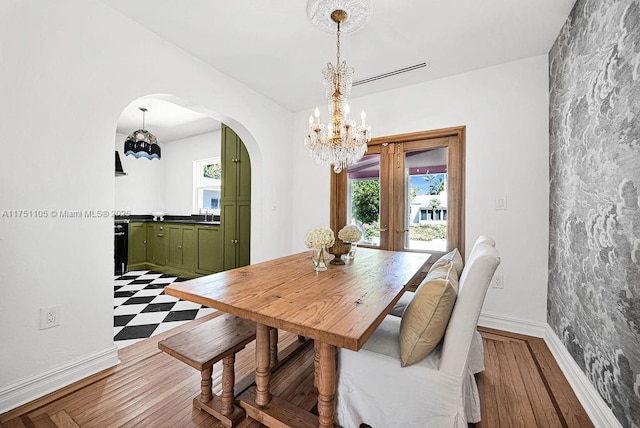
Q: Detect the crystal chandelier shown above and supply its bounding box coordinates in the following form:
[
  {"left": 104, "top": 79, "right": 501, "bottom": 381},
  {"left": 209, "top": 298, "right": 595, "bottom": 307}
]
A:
[
  {"left": 305, "top": 9, "right": 371, "bottom": 173},
  {"left": 124, "top": 107, "right": 161, "bottom": 160}
]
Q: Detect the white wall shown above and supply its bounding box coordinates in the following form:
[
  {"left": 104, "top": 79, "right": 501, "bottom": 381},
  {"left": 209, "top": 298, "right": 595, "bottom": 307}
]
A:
[
  {"left": 162, "top": 131, "right": 221, "bottom": 216},
  {"left": 292, "top": 55, "right": 550, "bottom": 325},
  {"left": 114, "top": 133, "right": 164, "bottom": 214},
  {"left": 114, "top": 131, "right": 221, "bottom": 216},
  {"left": 0, "top": 0, "right": 293, "bottom": 410}
]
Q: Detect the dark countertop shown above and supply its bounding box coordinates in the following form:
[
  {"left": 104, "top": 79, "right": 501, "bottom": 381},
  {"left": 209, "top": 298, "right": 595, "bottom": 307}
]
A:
[{"left": 115, "top": 214, "right": 220, "bottom": 226}]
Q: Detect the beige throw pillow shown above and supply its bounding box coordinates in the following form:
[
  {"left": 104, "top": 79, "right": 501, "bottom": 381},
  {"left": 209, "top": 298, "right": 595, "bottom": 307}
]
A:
[
  {"left": 428, "top": 248, "right": 463, "bottom": 277},
  {"left": 399, "top": 262, "right": 459, "bottom": 366}
]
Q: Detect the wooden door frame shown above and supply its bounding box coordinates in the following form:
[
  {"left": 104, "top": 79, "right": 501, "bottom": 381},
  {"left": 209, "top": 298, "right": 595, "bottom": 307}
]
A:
[{"left": 330, "top": 126, "right": 466, "bottom": 257}]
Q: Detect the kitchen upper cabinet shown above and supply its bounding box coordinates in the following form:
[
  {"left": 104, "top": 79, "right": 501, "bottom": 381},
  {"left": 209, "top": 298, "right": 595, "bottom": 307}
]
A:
[
  {"left": 196, "top": 224, "right": 222, "bottom": 275},
  {"left": 168, "top": 224, "right": 195, "bottom": 271},
  {"left": 221, "top": 124, "right": 251, "bottom": 271},
  {"left": 128, "top": 222, "right": 147, "bottom": 265},
  {"left": 221, "top": 124, "right": 251, "bottom": 202}
]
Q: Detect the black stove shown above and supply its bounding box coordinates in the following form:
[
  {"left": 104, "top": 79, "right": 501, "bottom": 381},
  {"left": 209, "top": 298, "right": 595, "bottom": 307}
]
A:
[{"left": 114, "top": 220, "right": 129, "bottom": 275}]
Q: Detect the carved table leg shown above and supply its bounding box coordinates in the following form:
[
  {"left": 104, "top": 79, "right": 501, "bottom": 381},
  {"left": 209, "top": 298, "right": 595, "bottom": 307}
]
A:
[
  {"left": 313, "top": 340, "right": 320, "bottom": 389},
  {"left": 200, "top": 366, "right": 213, "bottom": 403},
  {"left": 221, "top": 354, "right": 235, "bottom": 416},
  {"left": 316, "top": 341, "right": 336, "bottom": 428},
  {"left": 255, "top": 323, "right": 272, "bottom": 406},
  {"left": 269, "top": 327, "right": 278, "bottom": 368}
]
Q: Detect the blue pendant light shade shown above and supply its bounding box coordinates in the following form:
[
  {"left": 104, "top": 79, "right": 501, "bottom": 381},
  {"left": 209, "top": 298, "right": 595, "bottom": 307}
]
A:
[{"left": 124, "top": 107, "right": 161, "bottom": 160}]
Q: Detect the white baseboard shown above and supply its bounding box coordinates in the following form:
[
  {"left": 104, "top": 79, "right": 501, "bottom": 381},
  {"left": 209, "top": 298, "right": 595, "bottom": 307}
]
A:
[
  {"left": 0, "top": 345, "right": 119, "bottom": 414},
  {"left": 544, "top": 326, "right": 621, "bottom": 428},
  {"left": 478, "top": 310, "right": 547, "bottom": 337}
]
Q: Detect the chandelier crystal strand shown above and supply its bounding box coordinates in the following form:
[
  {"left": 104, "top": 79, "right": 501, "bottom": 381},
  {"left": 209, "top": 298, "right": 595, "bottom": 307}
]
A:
[{"left": 304, "top": 9, "right": 370, "bottom": 173}]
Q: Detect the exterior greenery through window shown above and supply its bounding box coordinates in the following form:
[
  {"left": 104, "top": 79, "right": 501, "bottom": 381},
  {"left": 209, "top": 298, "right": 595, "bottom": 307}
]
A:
[
  {"left": 203, "top": 163, "right": 221, "bottom": 180},
  {"left": 351, "top": 180, "right": 380, "bottom": 242}
]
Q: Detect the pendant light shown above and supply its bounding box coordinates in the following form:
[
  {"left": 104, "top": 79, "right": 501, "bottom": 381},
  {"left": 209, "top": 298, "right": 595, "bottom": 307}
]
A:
[{"left": 124, "top": 107, "right": 161, "bottom": 160}]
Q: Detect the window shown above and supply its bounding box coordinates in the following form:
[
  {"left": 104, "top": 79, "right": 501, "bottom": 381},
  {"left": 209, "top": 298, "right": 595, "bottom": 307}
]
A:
[
  {"left": 331, "top": 126, "right": 465, "bottom": 259},
  {"left": 194, "top": 157, "right": 221, "bottom": 214}
]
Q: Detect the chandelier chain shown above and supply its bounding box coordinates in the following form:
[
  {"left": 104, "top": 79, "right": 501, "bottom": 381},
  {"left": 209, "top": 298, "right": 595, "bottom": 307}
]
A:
[{"left": 336, "top": 20, "right": 341, "bottom": 68}]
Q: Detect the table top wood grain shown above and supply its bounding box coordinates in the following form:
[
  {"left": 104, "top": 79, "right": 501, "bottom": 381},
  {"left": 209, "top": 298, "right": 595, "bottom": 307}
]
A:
[{"left": 165, "top": 248, "right": 429, "bottom": 351}]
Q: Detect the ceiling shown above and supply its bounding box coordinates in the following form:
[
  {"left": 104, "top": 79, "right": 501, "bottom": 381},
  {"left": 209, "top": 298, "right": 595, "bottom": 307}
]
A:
[
  {"left": 107, "top": 0, "right": 576, "bottom": 141},
  {"left": 116, "top": 98, "right": 220, "bottom": 143}
]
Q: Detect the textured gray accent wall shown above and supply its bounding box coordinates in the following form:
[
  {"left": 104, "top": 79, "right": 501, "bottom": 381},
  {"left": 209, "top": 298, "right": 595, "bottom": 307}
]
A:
[{"left": 548, "top": 0, "right": 640, "bottom": 426}]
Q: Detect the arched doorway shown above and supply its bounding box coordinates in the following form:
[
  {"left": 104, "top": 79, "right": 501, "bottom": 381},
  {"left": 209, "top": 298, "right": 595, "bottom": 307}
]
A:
[{"left": 112, "top": 95, "right": 253, "bottom": 348}]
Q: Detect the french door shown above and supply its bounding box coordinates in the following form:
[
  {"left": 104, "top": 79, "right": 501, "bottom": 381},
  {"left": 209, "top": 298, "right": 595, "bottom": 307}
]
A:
[{"left": 330, "top": 127, "right": 465, "bottom": 259}]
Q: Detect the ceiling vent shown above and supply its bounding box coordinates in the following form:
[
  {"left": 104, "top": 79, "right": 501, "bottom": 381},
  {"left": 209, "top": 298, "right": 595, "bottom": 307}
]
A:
[{"left": 353, "top": 62, "right": 428, "bottom": 87}]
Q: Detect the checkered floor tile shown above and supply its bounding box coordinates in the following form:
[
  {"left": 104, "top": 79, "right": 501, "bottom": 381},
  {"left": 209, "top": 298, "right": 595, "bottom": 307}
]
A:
[{"left": 113, "top": 270, "right": 215, "bottom": 349}]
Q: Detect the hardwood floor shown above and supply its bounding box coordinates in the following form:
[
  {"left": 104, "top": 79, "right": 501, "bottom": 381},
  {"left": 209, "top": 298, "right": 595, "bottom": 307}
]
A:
[
  {"left": 1, "top": 318, "right": 592, "bottom": 427},
  {"left": 474, "top": 327, "right": 592, "bottom": 428}
]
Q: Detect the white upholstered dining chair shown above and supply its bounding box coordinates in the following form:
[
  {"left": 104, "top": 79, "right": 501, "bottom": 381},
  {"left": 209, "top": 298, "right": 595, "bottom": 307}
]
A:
[{"left": 335, "top": 239, "right": 500, "bottom": 427}]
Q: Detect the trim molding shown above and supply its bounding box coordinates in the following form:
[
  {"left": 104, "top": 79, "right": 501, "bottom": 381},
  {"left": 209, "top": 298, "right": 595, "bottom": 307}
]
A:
[
  {"left": 0, "top": 345, "right": 119, "bottom": 414},
  {"left": 544, "top": 325, "right": 622, "bottom": 428},
  {"left": 478, "top": 310, "right": 547, "bottom": 338}
]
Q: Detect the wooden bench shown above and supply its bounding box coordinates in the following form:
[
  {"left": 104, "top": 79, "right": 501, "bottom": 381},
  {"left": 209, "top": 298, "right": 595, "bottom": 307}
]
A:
[{"left": 158, "top": 313, "right": 259, "bottom": 428}]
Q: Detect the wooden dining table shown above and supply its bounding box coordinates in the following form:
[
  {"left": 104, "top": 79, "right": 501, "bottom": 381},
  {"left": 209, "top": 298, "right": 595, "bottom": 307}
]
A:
[{"left": 165, "top": 247, "right": 429, "bottom": 428}]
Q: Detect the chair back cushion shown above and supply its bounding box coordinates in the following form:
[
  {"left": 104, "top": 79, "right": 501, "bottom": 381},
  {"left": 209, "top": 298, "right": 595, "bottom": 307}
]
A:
[
  {"left": 399, "top": 262, "right": 459, "bottom": 366},
  {"left": 439, "top": 242, "right": 500, "bottom": 377},
  {"left": 428, "top": 248, "right": 464, "bottom": 277},
  {"left": 472, "top": 235, "right": 495, "bottom": 249}
]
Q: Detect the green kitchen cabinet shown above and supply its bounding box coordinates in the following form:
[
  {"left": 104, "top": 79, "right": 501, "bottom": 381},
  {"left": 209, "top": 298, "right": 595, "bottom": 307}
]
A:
[
  {"left": 221, "top": 201, "right": 237, "bottom": 271},
  {"left": 145, "top": 223, "right": 154, "bottom": 262},
  {"left": 168, "top": 224, "right": 195, "bottom": 271},
  {"left": 127, "top": 221, "right": 220, "bottom": 277},
  {"left": 196, "top": 224, "right": 222, "bottom": 274},
  {"left": 221, "top": 125, "right": 251, "bottom": 202},
  {"left": 221, "top": 124, "right": 251, "bottom": 270},
  {"left": 128, "top": 222, "right": 147, "bottom": 266},
  {"left": 146, "top": 223, "right": 166, "bottom": 266}
]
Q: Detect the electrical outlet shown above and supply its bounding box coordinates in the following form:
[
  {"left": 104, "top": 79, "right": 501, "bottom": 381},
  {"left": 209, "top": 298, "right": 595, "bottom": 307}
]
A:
[
  {"left": 492, "top": 275, "right": 504, "bottom": 289},
  {"left": 40, "top": 305, "right": 61, "bottom": 330}
]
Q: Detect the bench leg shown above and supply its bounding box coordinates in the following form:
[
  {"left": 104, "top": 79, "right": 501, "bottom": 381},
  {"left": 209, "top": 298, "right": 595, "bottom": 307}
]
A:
[
  {"left": 221, "top": 354, "right": 235, "bottom": 416},
  {"left": 269, "top": 328, "right": 278, "bottom": 368},
  {"left": 200, "top": 366, "right": 213, "bottom": 403},
  {"left": 195, "top": 353, "right": 247, "bottom": 428}
]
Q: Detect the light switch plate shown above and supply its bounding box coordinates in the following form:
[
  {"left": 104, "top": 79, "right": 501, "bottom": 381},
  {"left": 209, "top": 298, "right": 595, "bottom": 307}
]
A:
[{"left": 495, "top": 195, "right": 507, "bottom": 210}]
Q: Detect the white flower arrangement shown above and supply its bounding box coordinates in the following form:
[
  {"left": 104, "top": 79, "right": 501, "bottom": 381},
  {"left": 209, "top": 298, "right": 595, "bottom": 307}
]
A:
[
  {"left": 338, "top": 225, "right": 363, "bottom": 243},
  {"left": 305, "top": 227, "right": 335, "bottom": 249}
]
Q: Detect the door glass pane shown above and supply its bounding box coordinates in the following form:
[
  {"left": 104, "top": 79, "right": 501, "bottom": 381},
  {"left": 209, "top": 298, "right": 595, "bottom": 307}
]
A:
[
  {"left": 346, "top": 154, "right": 381, "bottom": 247},
  {"left": 405, "top": 148, "right": 448, "bottom": 251}
]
